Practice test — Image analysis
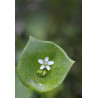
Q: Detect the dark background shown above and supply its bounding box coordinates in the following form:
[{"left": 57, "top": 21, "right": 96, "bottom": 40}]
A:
[{"left": 15, "top": 0, "right": 82, "bottom": 98}]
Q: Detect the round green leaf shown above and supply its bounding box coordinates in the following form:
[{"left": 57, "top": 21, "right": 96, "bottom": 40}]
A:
[{"left": 17, "top": 36, "right": 75, "bottom": 92}]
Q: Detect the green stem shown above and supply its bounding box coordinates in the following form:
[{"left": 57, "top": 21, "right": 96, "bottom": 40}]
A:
[
  {"left": 40, "top": 83, "right": 63, "bottom": 98},
  {"left": 41, "top": 93, "right": 47, "bottom": 98}
]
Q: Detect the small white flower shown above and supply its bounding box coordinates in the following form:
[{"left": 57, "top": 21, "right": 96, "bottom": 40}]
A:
[{"left": 38, "top": 57, "right": 54, "bottom": 70}]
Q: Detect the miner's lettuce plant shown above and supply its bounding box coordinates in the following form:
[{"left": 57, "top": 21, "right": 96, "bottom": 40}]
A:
[{"left": 17, "top": 36, "right": 75, "bottom": 95}]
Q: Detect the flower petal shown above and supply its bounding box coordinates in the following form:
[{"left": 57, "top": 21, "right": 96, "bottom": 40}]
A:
[
  {"left": 48, "top": 61, "right": 54, "bottom": 65},
  {"left": 44, "top": 57, "right": 49, "bottom": 62},
  {"left": 40, "top": 65, "right": 45, "bottom": 69},
  {"left": 46, "top": 65, "right": 50, "bottom": 70},
  {"left": 38, "top": 59, "right": 44, "bottom": 64}
]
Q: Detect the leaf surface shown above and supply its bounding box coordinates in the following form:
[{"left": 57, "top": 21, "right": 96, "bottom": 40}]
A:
[
  {"left": 15, "top": 71, "right": 33, "bottom": 98},
  {"left": 17, "top": 36, "right": 75, "bottom": 92}
]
